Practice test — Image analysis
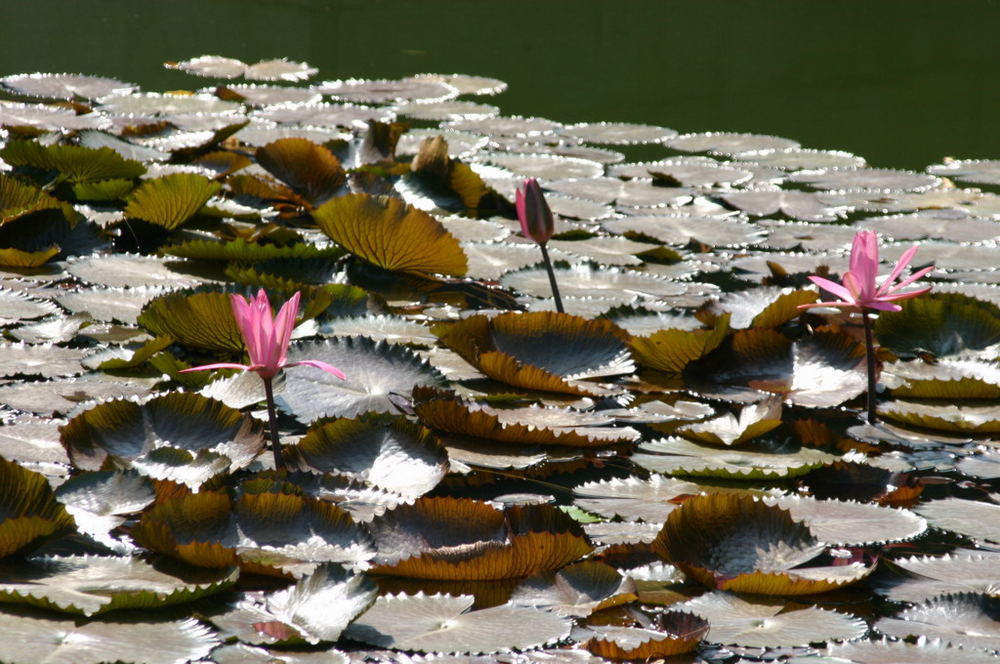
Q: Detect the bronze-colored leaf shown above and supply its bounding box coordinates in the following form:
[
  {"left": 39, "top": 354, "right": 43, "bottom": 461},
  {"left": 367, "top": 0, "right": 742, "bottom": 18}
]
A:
[
  {"left": 0, "top": 457, "right": 75, "bottom": 557},
  {"left": 255, "top": 138, "right": 346, "bottom": 206}
]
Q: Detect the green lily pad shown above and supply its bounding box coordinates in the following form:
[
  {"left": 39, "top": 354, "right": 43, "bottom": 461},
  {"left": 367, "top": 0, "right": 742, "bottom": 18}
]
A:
[
  {"left": 0, "top": 457, "right": 75, "bottom": 558},
  {"left": 635, "top": 436, "right": 838, "bottom": 479},
  {"left": 0, "top": 140, "right": 145, "bottom": 182},
  {"left": 875, "top": 292, "right": 1000, "bottom": 358},
  {"left": 137, "top": 290, "right": 243, "bottom": 352},
  {"left": 124, "top": 173, "right": 221, "bottom": 231}
]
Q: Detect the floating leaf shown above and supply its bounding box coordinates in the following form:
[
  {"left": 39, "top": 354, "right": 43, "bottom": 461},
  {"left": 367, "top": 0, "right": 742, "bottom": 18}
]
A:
[
  {"left": 635, "top": 436, "right": 837, "bottom": 479},
  {"left": 0, "top": 140, "right": 145, "bottom": 182},
  {"left": 60, "top": 393, "right": 265, "bottom": 488},
  {"left": 602, "top": 213, "right": 765, "bottom": 248},
  {"left": 123, "top": 173, "right": 220, "bottom": 231},
  {"left": 433, "top": 311, "right": 631, "bottom": 396},
  {"left": 0, "top": 342, "right": 88, "bottom": 379},
  {"left": 0, "top": 608, "right": 220, "bottom": 664},
  {"left": 827, "top": 639, "right": 1000, "bottom": 664},
  {"left": 509, "top": 561, "right": 637, "bottom": 617},
  {"left": 771, "top": 495, "right": 926, "bottom": 546},
  {"left": 788, "top": 166, "right": 941, "bottom": 191},
  {"left": 255, "top": 138, "right": 346, "bottom": 207},
  {"left": 630, "top": 314, "right": 729, "bottom": 374},
  {"left": 875, "top": 292, "right": 1000, "bottom": 358},
  {"left": 1, "top": 73, "right": 134, "bottom": 100},
  {"left": 369, "top": 498, "right": 592, "bottom": 580},
  {"left": 665, "top": 132, "right": 800, "bottom": 154},
  {"left": 878, "top": 552, "right": 1000, "bottom": 603},
  {"left": 560, "top": 121, "right": 677, "bottom": 145},
  {"left": 207, "top": 564, "right": 375, "bottom": 645},
  {"left": 573, "top": 475, "right": 703, "bottom": 523},
  {"left": 876, "top": 593, "right": 1000, "bottom": 652},
  {"left": 138, "top": 290, "right": 243, "bottom": 352},
  {"left": 278, "top": 337, "right": 446, "bottom": 422},
  {"left": 678, "top": 397, "right": 783, "bottom": 446},
  {"left": 345, "top": 592, "right": 571, "bottom": 654},
  {"left": 0, "top": 555, "right": 237, "bottom": 616},
  {"left": 676, "top": 591, "right": 866, "bottom": 647},
  {"left": 585, "top": 612, "right": 708, "bottom": 659},
  {"left": 413, "top": 387, "right": 639, "bottom": 447},
  {"left": 879, "top": 400, "right": 1000, "bottom": 434},
  {"left": 287, "top": 413, "right": 448, "bottom": 498},
  {"left": 65, "top": 253, "right": 205, "bottom": 289},
  {"left": 0, "top": 457, "right": 75, "bottom": 557},
  {"left": 652, "top": 493, "right": 870, "bottom": 595},
  {"left": 313, "top": 193, "right": 467, "bottom": 277},
  {"left": 916, "top": 497, "right": 1000, "bottom": 544},
  {"left": 319, "top": 77, "right": 458, "bottom": 104}
]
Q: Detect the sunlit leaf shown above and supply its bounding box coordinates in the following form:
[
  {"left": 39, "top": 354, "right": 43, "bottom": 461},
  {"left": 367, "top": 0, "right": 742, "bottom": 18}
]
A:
[
  {"left": 60, "top": 393, "right": 265, "bottom": 488},
  {"left": 345, "top": 592, "right": 571, "bottom": 654},
  {"left": 0, "top": 140, "right": 145, "bottom": 182},
  {"left": 877, "top": 551, "right": 1000, "bottom": 603},
  {"left": 206, "top": 564, "right": 375, "bottom": 645},
  {"left": 161, "top": 237, "right": 343, "bottom": 262},
  {"left": 665, "top": 131, "right": 800, "bottom": 154},
  {"left": 678, "top": 396, "right": 783, "bottom": 446},
  {"left": 369, "top": 497, "right": 592, "bottom": 580},
  {"left": 123, "top": 173, "right": 220, "bottom": 231},
  {"left": 509, "top": 561, "right": 637, "bottom": 617},
  {"left": 635, "top": 436, "right": 837, "bottom": 479},
  {"left": 278, "top": 337, "right": 446, "bottom": 422},
  {"left": 287, "top": 413, "right": 448, "bottom": 498},
  {"left": 916, "top": 497, "right": 1000, "bottom": 544},
  {"left": 827, "top": 639, "right": 1000, "bottom": 664},
  {"left": 629, "top": 314, "right": 730, "bottom": 374},
  {"left": 585, "top": 611, "right": 708, "bottom": 659},
  {"left": 573, "top": 475, "right": 703, "bottom": 523},
  {"left": 255, "top": 138, "right": 346, "bottom": 206},
  {"left": 875, "top": 292, "right": 1000, "bottom": 358},
  {"left": 676, "top": 591, "right": 866, "bottom": 647},
  {"left": 0, "top": 457, "right": 75, "bottom": 557},
  {"left": 138, "top": 290, "right": 243, "bottom": 352},
  {"left": 0, "top": 342, "right": 88, "bottom": 379}
]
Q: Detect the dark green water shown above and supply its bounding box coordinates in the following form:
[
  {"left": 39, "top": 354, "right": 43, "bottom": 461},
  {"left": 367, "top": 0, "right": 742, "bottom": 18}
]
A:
[{"left": 3, "top": 0, "right": 1000, "bottom": 170}]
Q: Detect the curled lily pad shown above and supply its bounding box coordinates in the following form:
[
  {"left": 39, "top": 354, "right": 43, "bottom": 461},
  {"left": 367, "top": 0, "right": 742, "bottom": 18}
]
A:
[
  {"left": 286, "top": 413, "right": 448, "bottom": 498},
  {"left": 874, "top": 292, "right": 1000, "bottom": 358},
  {"left": 432, "top": 311, "right": 632, "bottom": 396},
  {"left": 344, "top": 592, "right": 571, "bottom": 654},
  {"left": 652, "top": 493, "right": 872, "bottom": 595},
  {"left": 413, "top": 387, "right": 639, "bottom": 447},
  {"left": 510, "top": 561, "right": 637, "bottom": 617},
  {"left": 677, "top": 397, "right": 783, "bottom": 446},
  {"left": 60, "top": 393, "right": 264, "bottom": 483},
  {"left": 55, "top": 470, "right": 155, "bottom": 546},
  {"left": 207, "top": 563, "right": 375, "bottom": 645},
  {"left": 138, "top": 290, "right": 243, "bottom": 352},
  {"left": 676, "top": 591, "right": 866, "bottom": 647},
  {"left": 0, "top": 608, "right": 220, "bottom": 664},
  {"left": 585, "top": 611, "right": 709, "bottom": 659},
  {"left": 278, "top": 336, "right": 446, "bottom": 422},
  {"left": 0, "top": 555, "right": 237, "bottom": 616},
  {"left": 313, "top": 193, "right": 467, "bottom": 277},
  {"left": 1, "top": 140, "right": 145, "bottom": 182},
  {"left": 369, "top": 497, "right": 592, "bottom": 580},
  {"left": 878, "top": 400, "right": 1000, "bottom": 434},
  {"left": 0, "top": 457, "right": 75, "bottom": 557},
  {"left": 255, "top": 138, "right": 346, "bottom": 207},
  {"left": 124, "top": 173, "right": 220, "bottom": 231},
  {"left": 629, "top": 315, "right": 730, "bottom": 374}
]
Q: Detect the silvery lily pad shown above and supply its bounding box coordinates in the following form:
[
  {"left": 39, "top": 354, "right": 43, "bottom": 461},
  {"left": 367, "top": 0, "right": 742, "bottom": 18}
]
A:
[
  {"left": 393, "top": 100, "right": 500, "bottom": 121},
  {"left": 787, "top": 167, "right": 941, "bottom": 191},
  {"left": 481, "top": 152, "right": 604, "bottom": 180},
  {"left": 546, "top": 176, "right": 693, "bottom": 207},
  {"left": 318, "top": 78, "right": 458, "bottom": 104},
  {"left": 217, "top": 84, "right": 321, "bottom": 107},
  {"left": 1, "top": 73, "right": 135, "bottom": 100},
  {"left": 721, "top": 189, "right": 853, "bottom": 222},
  {"left": 610, "top": 159, "right": 753, "bottom": 187},
  {"left": 876, "top": 593, "right": 1000, "bottom": 652},
  {"left": 0, "top": 101, "right": 110, "bottom": 131},
  {"left": 877, "top": 551, "right": 1000, "bottom": 602},
  {"left": 501, "top": 264, "right": 687, "bottom": 301},
  {"left": 0, "top": 342, "right": 88, "bottom": 379},
  {"left": 854, "top": 208, "right": 1000, "bottom": 242},
  {"left": 97, "top": 91, "right": 242, "bottom": 116},
  {"left": 559, "top": 122, "right": 677, "bottom": 145},
  {"left": 253, "top": 103, "right": 394, "bottom": 127},
  {"left": 916, "top": 497, "right": 1000, "bottom": 544},
  {"left": 602, "top": 213, "right": 764, "bottom": 247},
  {"left": 635, "top": 437, "right": 837, "bottom": 479},
  {"left": 64, "top": 254, "right": 206, "bottom": 289},
  {"left": 411, "top": 73, "right": 507, "bottom": 96},
  {"left": 443, "top": 115, "right": 562, "bottom": 137},
  {"left": 165, "top": 55, "right": 246, "bottom": 78},
  {"left": 665, "top": 132, "right": 800, "bottom": 155},
  {"left": 732, "top": 148, "right": 866, "bottom": 170},
  {"left": 928, "top": 158, "right": 1000, "bottom": 185}
]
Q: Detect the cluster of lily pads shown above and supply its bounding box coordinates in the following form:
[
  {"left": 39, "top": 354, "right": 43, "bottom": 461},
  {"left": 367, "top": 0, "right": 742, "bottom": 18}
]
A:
[{"left": 0, "top": 54, "right": 999, "bottom": 664}]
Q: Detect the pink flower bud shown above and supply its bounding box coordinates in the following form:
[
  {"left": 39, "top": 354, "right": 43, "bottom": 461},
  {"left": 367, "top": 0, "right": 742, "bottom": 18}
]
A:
[{"left": 515, "top": 178, "right": 555, "bottom": 245}]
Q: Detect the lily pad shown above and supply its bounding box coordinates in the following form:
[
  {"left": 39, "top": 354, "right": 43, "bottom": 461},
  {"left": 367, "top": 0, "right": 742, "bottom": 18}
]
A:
[
  {"left": 877, "top": 593, "right": 1000, "bottom": 652},
  {"left": 1, "top": 73, "right": 134, "bottom": 100},
  {"left": 916, "top": 497, "right": 1000, "bottom": 544},
  {"left": 286, "top": 413, "right": 448, "bottom": 498},
  {"left": 585, "top": 611, "right": 708, "bottom": 659},
  {"left": 0, "top": 456, "right": 75, "bottom": 557},
  {"left": 124, "top": 173, "right": 220, "bottom": 231},
  {"left": 874, "top": 292, "right": 1000, "bottom": 358},
  {"left": 877, "top": 551, "right": 1000, "bottom": 603},
  {"left": 278, "top": 336, "right": 446, "bottom": 422},
  {"left": 665, "top": 132, "right": 800, "bottom": 155},
  {"left": 255, "top": 138, "right": 346, "bottom": 207},
  {"left": 0, "top": 555, "right": 237, "bottom": 616},
  {"left": 676, "top": 591, "right": 866, "bottom": 647},
  {"left": 345, "top": 592, "right": 571, "bottom": 654}
]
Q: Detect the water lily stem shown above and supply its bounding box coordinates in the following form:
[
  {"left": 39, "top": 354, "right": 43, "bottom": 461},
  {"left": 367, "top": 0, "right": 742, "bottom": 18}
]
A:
[
  {"left": 861, "top": 309, "right": 878, "bottom": 425},
  {"left": 538, "top": 243, "right": 564, "bottom": 314},
  {"left": 262, "top": 376, "right": 285, "bottom": 469}
]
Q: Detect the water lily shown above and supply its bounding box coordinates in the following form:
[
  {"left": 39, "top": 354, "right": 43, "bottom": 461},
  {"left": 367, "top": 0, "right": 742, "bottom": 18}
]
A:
[
  {"left": 181, "top": 289, "right": 345, "bottom": 467},
  {"left": 515, "top": 178, "right": 563, "bottom": 312},
  {"left": 799, "top": 230, "right": 933, "bottom": 312},
  {"left": 798, "top": 230, "right": 933, "bottom": 424}
]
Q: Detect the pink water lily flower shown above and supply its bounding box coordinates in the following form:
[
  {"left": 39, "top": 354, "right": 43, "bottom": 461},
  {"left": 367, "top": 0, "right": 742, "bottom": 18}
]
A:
[
  {"left": 180, "top": 289, "right": 346, "bottom": 381},
  {"left": 798, "top": 230, "right": 933, "bottom": 312},
  {"left": 515, "top": 178, "right": 555, "bottom": 245}
]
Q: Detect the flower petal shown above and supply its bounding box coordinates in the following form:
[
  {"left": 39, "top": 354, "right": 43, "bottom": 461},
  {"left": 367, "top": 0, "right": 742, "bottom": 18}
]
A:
[
  {"left": 178, "top": 362, "right": 252, "bottom": 373},
  {"left": 849, "top": 230, "right": 879, "bottom": 299},
  {"left": 808, "top": 275, "right": 854, "bottom": 302},
  {"left": 885, "top": 264, "right": 934, "bottom": 294},
  {"left": 287, "top": 359, "right": 347, "bottom": 380},
  {"left": 878, "top": 244, "right": 919, "bottom": 295}
]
